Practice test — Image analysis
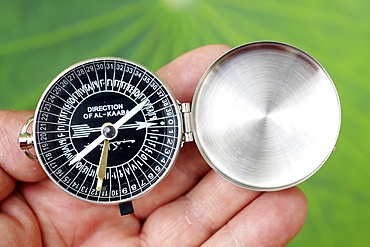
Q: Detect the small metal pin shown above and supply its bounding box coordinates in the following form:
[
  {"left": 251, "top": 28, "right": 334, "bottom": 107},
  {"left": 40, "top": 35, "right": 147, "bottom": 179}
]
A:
[{"left": 19, "top": 117, "right": 37, "bottom": 160}]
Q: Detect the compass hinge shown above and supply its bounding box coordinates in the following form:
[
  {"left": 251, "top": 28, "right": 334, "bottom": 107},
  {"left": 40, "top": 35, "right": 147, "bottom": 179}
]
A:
[{"left": 180, "top": 102, "right": 193, "bottom": 143}]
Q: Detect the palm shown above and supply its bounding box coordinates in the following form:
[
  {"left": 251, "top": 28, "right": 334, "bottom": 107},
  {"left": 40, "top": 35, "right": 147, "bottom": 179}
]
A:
[
  {"left": 20, "top": 144, "right": 210, "bottom": 246},
  {"left": 21, "top": 179, "right": 144, "bottom": 246},
  {"left": 1, "top": 45, "right": 308, "bottom": 247}
]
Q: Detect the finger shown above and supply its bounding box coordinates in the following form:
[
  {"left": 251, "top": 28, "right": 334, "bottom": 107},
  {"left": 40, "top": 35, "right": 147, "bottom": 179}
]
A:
[
  {"left": 134, "top": 44, "right": 231, "bottom": 218},
  {"left": 0, "top": 110, "right": 47, "bottom": 182},
  {"left": 0, "top": 193, "right": 42, "bottom": 246},
  {"left": 203, "top": 187, "right": 308, "bottom": 247},
  {"left": 0, "top": 167, "right": 16, "bottom": 200},
  {"left": 157, "top": 44, "right": 230, "bottom": 102},
  {"left": 140, "top": 171, "right": 262, "bottom": 246}
]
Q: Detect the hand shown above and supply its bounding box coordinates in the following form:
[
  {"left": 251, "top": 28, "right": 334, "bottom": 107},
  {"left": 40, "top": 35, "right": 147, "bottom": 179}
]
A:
[{"left": 0, "top": 45, "right": 307, "bottom": 246}]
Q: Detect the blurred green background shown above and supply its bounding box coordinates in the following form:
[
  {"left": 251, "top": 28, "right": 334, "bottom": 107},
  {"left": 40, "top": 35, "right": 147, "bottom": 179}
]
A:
[{"left": 1, "top": 0, "right": 369, "bottom": 245}]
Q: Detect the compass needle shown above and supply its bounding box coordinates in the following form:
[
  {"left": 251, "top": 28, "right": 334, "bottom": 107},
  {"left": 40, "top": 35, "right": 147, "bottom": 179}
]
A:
[
  {"left": 96, "top": 139, "right": 109, "bottom": 191},
  {"left": 70, "top": 121, "right": 157, "bottom": 139}
]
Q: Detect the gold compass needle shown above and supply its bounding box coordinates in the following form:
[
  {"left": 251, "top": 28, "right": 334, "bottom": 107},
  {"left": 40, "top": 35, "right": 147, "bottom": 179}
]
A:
[{"left": 96, "top": 139, "right": 109, "bottom": 191}]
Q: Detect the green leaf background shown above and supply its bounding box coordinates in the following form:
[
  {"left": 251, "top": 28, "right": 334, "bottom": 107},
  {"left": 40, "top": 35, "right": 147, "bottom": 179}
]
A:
[{"left": 0, "top": 0, "right": 369, "bottom": 245}]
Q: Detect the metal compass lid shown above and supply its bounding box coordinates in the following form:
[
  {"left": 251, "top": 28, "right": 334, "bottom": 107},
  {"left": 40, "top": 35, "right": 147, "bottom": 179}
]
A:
[{"left": 191, "top": 41, "right": 341, "bottom": 191}]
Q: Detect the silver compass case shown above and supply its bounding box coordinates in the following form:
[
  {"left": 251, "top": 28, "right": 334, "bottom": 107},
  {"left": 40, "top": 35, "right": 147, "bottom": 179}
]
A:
[{"left": 191, "top": 41, "right": 341, "bottom": 191}]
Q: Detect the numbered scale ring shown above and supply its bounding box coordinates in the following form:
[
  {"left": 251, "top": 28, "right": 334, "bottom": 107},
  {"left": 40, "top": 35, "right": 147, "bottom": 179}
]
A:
[
  {"left": 19, "top": 41, "right": 341, "bottom": 215},
  {"left": 23, "top": 58, "right": 183, "bottom": 209}
]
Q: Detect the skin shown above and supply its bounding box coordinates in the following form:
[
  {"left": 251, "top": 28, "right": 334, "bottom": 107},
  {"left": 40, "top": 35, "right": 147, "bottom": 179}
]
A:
[{"left": 0, "top": 45, "right": 308, "bottom": 247}]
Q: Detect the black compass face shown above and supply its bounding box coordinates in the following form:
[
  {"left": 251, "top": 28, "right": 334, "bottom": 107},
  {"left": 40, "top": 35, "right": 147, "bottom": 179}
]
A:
[{"left": 33, "top": 58, "right": 182, "bottom": 203}]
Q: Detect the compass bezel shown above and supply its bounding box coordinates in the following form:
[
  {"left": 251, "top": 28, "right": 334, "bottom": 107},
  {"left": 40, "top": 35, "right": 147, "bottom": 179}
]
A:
[{"left": 33, "top": 57, "right": 183, "bottom": 204}]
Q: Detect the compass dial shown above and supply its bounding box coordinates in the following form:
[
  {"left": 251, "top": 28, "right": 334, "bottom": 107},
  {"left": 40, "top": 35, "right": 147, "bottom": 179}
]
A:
[{"left": 33, "top": 58, "right": 182, "bottom": 204}]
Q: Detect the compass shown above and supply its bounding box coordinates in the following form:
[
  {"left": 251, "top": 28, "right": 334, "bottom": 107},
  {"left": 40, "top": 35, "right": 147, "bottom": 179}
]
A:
[
  {"left": 19, "top": 41, "right": 341, "bottom": 216},
  {"left": 19, "top": 57, "right": 183, "bottom": 214}
]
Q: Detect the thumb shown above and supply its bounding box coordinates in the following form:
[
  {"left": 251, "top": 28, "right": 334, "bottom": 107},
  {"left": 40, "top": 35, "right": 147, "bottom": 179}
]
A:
[{"left": 0, "top": 110, "right": 47, "bottom": 182}]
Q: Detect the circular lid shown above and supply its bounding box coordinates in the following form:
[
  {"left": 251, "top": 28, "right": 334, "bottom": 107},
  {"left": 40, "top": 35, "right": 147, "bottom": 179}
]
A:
[{"left": 192, "top": 41, "right": 341, "bottom": 191}]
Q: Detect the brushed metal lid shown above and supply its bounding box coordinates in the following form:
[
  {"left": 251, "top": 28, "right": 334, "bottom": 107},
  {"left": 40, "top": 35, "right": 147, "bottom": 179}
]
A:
[{"left": 192, "top": 41, "right": 341, "bottom": 191}]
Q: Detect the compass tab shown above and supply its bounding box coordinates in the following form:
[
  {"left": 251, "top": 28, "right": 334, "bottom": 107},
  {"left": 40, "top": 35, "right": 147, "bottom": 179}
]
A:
[{"left": 119, "top": 201, "right": 134, "bottom": 216}]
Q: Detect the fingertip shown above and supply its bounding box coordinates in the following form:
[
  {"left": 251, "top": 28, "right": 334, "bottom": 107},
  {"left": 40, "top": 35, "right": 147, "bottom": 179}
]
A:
[
  {"left": 284, "top": 186, "right": 308, "bottom": 217},
  {"left": 268, "top": 187, "right": 309, "bottom": 245},
  {"left": 0, "top": 167, "right": 16, "bottom": 201},
  {"left": 157, "top": 44, "right": 231, "bottom": 102},
  {"left": 203, "top": 187, "right": 308, "bottom": 247},
  {"left": 233, "top": 187, "right": 308, "bottom": 246},
  {"left": 0, "top": 110, "right": 47, "bottom": 182},
  {"left": 272, "top": 187, "right": 308, "bottom": 233}
]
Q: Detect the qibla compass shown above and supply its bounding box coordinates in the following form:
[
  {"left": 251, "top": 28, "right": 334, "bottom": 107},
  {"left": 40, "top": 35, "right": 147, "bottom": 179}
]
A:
[{"left": 19, "top": 41, "right": 341, "bottom": 216}]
